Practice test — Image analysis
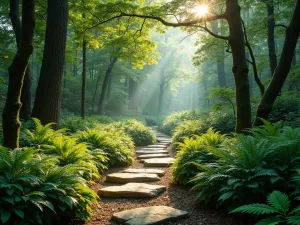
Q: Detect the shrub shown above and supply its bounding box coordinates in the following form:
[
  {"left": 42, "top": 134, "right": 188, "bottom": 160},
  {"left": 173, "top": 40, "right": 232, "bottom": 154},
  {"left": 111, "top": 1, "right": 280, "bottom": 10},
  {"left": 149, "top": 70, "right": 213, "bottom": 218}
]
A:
[
  {"left": 20, "top": 118, "right": 65, "bottom": 148},
  {"left": 171, "top": 129, "right": 226, "bottom": 185},
  {"left": 41, "top": 136, "right": 107, "bottom": 180},
  {"left": 143, "top": 115, "right": 159, "bottom": 126},
  {"left": 172, "top": 111, "right": 235, "bottom": 145},
  {"left": 158, "top": 110, "right": 203, "bottom": 135},
  {"left": 113, "top": 119, "right": 156, "bottom": 146},
  {"left": 76, "top": 128, "right": 134, "bottom": 166},
  {"left": 189, "top": 123, "right": 300, "bottom": 210},
  {"left": 0, "top": 147, "right": 97, "bottom": 224}
]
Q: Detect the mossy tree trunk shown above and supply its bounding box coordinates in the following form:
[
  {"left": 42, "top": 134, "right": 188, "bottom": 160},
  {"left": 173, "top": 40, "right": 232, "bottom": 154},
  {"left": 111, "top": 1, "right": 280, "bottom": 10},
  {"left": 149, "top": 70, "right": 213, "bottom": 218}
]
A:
[
  {"left": 3, "top": 0, "right": 35, "bottom": 148},
  {"left": 9, "top": 0, "right": 32, "bottom": 121},
  {"left": 254, "top": 0, "right": 300, "bottom": 125},
  {"left": 31, "top": 0, "right": 68, "bottom": 128},
  {"left": 225, "top": 0, "right": 252, "bottom": 132}
]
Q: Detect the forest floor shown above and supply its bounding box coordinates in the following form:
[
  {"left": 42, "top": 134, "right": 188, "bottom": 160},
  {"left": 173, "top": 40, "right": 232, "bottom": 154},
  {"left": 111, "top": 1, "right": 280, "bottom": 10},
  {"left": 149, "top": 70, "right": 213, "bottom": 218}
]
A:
[{"left": 72, "top": 135, "right": 254, "bottom": 225}]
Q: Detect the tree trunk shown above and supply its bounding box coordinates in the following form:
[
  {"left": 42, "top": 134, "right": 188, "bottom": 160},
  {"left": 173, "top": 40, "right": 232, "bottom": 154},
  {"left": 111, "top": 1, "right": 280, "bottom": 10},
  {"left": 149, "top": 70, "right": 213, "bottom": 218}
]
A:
[
  {"left": 31, "top": 0, "right": 68, "bottom": 128},
  {"left": 98, "top": 57, "right": 118, "bottom": 114},
  {"left": 265, "top": 0, "right": 278, "bottom": 77},
  {"left": 128, "top": 77, "right": 139, "bottom": 111},
  {"left": 81, "top": 36, "right": 87, "bottom": 119},
  {"left": 157, "top": 64, "right": 166, "bottom": 113},
  {"left": 212, "top": 22, "right": 227, "bottom": 87},
  {"left": 9, "top": 0, "right": 32, "bottom": 121},
  {"left": 3, "top": 0, "right": 35, "bottom": 148},
  {"left": 254, "top": 0, "right": 300, "bottom": 125},
  {"left": 92, "top": 67, "right": 101, "bottom": 112},
  {"left": 225, "top": 0, "right": 252, "bottom": 132},
  {"left": 20, "top": 68, "right": 32, "bottom": 120},
  {"left": 106, "top": 73, "right": 112, "bottom": 103}
]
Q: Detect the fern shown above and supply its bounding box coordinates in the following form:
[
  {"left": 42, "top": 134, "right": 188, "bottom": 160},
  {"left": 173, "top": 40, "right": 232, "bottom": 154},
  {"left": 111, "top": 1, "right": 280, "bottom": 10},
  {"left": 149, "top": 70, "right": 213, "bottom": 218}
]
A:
[{"left": 231, "top": 191, "right": 300, "bottom": 225}]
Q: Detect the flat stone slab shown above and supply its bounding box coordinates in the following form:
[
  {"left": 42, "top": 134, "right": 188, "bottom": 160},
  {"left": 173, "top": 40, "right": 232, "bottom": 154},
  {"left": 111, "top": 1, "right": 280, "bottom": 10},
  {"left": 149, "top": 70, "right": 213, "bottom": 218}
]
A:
[
  {"left": 140, "top": 147, "right": 166, "bottom": 151},
  {"left": 112, "top": 206, "right": 189, "bottom": 225},
  {"left": 137, "top": 154, "right": 171, "bottom": 160},
  {"left": 136, "top": 150, "right": 169, "bottom": 155},
  {"left": 123, "top": 168, "right": 165, "bottom": 177},
  {"left": 98, "top": 183, "right": 166, "bottom": 198},
  {"left": 144, "top": 158, "right": 175, "bottom": 167},
  {"left": 106, "top": 173, "right": 160, "bottom": 183},
  {"left": 146, "top": 144, "right": 168, "bottom": 148}
]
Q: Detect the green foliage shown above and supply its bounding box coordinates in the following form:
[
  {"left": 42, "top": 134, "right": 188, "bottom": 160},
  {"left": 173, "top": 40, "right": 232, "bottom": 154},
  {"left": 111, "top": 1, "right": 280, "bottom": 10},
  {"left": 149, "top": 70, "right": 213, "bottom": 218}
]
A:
[
  {"left": 41, "top": 136, "right": 107, "bottom": 180},
  {"left": 112, "top": 119, "right": 156, "bottom": 146},
  {"left": 208, "top": 86, "right": 236, "bottom": 115},
  {"left": 231, "top": 191, "right": 300, "bottom": 225},
  {"left": 0, "top": 147, "right": 97, "bottom": 224},
  {"left": 60, "top": 115, "right": 114, "bottom": 133},
  {"left": 169, "top": 122, "right": 300, "bottom": 210},
  {"left": 76, "top": 127, "right": 134, "bottom": 166},
  {"left": 171, "top": 129, "right": 226, "bottom": 184},
  {"left": 269, "top": 92, "right": 300, "bottom": 127},
  {"left": 158, "top": 110, "right": 203, "bottom": 135},
  {"left": 20, "top": 118, "right": 66, "bottom": 148},
  {"left": 171, "top": 111, "right": 235, "bottom": 144}
]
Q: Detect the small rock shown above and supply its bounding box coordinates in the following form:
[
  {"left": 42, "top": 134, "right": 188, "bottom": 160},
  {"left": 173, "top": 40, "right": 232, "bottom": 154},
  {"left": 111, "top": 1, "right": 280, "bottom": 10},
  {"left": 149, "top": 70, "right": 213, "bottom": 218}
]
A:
[{"left": 123, "top": 168, "right": 165, "bottom": 177}]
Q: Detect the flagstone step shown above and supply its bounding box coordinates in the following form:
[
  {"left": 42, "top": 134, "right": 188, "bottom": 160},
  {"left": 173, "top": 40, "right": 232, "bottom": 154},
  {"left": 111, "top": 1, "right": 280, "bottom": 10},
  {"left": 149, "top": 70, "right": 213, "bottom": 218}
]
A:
[
  {"left": 137, "top": 154, "right": 171, "bottom": 160},
  {"left": 147, "top": 144, "right": 168, "bottom": 148},
  {"left": 112, "top": 206, "right": 189, "bottom": 225},
  {"left": 123, "top": 168, "right": 165, "bottom": 177},
  {"left": 140, "top": 147, "right": 166, "bottom": 151},
  {"left": 144, "top": 157, "right": 175, "bottom": 167},
  {"left": 135, "top": 150, "right": 169, "bottom": 155},
  {"left": 98, "top": 183, "right": 166, "bottom": 198},
  {"left": 106, "top": 173, "right": 160, "bottom": 184}
]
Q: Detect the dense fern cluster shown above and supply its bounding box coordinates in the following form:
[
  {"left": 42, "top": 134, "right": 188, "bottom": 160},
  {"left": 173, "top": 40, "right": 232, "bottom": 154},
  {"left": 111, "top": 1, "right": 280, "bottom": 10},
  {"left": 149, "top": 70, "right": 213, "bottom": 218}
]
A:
[
  {"left": 171, "top": 129, "right": 226, "bottom": 184},
  {"left": 158, "top": 110, "right": 235, "bottom": 145},
  {"left": 0, "top": 118, "right": 141, "bottom": 224},
  {"left": 0, "top": 148, "right": 97, "bottom": 224},
  {"left": 172, "top": 120, "right": 300, "bottom": 218},
  {"left": 76, "top": 127, "right": 134, "bottom": 166},
  {"left": 112, "top": 119, "right": 156, "bottom": 146}
]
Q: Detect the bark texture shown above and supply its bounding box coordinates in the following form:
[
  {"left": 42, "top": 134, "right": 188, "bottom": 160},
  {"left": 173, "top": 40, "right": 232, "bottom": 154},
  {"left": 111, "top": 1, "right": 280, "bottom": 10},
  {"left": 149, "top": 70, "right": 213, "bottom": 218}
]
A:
[
  {"left": 98, "top": 57, "right": 118, "bottom": 114},
  {"left": 254, "top": 0, "right": 300, "bottom": 125},
  {"left": 3, "top": 0, "right": 35, "bottom": 148},
  {"left": 31, "top": 0, "right": 68, "bottom": 128},
  {"left": 225, "top": 0, "right": 252, "bottom": 132},
  {"left": 81, "top": 34, "right": 87, "bottom": 119},
  {"left": 9, "top": 0, "right": 32, "bottom": 120}
]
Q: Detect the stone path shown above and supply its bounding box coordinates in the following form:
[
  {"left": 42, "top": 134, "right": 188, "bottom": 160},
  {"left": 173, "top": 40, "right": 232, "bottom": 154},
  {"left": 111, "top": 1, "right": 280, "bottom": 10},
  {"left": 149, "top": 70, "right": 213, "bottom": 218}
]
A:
[{"left": 98, "top": 127, "right": 189, "bottom": 225}]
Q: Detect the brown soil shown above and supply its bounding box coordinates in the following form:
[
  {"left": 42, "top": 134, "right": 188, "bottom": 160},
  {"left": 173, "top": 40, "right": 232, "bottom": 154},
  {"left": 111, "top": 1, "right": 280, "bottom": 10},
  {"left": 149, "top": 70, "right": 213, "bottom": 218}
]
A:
[{"left": 73, "top": 145, "right": 254, "bottom": 225}]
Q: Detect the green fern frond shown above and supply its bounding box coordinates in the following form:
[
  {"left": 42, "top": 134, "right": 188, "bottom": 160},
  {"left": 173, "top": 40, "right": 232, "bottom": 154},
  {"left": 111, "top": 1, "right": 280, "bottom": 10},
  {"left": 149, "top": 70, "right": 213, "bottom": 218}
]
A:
[
  {"left": 230, "top": 204, "right": 278, "bottom": 215},
  {"left": 267, "top": 191, "right": 290, "bottom": 215}
]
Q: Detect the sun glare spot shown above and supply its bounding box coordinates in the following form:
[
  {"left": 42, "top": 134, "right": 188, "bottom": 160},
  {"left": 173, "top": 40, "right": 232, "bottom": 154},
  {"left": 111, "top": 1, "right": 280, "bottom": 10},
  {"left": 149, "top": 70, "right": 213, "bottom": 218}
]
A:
[{"left": 194, "top": 5, "right": 209, "bottom": 17}]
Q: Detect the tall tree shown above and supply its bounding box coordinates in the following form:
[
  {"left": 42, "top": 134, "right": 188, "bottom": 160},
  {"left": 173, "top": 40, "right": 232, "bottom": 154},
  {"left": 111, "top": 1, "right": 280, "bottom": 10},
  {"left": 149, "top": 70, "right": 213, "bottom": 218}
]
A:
[
  {"left": 9, "top": 0, "right": 32, "bottom": 120},
  {"left": 81, "top": 13, "right": 87, "bottom": 119},
  {"left": 254, "top": 0, "right": 300, "bottom": 125},
  {"left": 31, "top": 0, "right": 68, "bottom": 127},
  {"left": 98, "top": 56, "right": 118, "bottom": 114},
  {"left": 3, "top": 0, "right": 35, "bottom": 148}
]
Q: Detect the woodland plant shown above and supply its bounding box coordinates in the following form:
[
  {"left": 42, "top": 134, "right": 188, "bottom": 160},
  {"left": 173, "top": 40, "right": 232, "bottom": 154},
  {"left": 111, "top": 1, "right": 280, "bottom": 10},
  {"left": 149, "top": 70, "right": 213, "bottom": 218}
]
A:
[
  {"left": 158, "top": 110, "right": 203, "bottom": 135},
  {"left": 20, "top": 118, "right": 66, "bottom": 148},
  {"left": 231, "top": 191, "right": 300, "bottom": 225},
  {"left": 41, "top": 136, "right": 105, "bottom": 180},
  {"left": 189, "top": 123, "right": 300, "bottom": 210},
  {"left": 171, "top": 111, "right": 235, "bottom": 145},
  {"left": 112, "top": 119, "right": 156, "bottom": 146},
  {"left": 0, "top": 147, "right": 97, "bottom": 224},
  {"left": 76, "top": 128, "right": 134, "bottom": 166},
  {"left": 171, "top": 129, "right": 226, "bottom": 184}
]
